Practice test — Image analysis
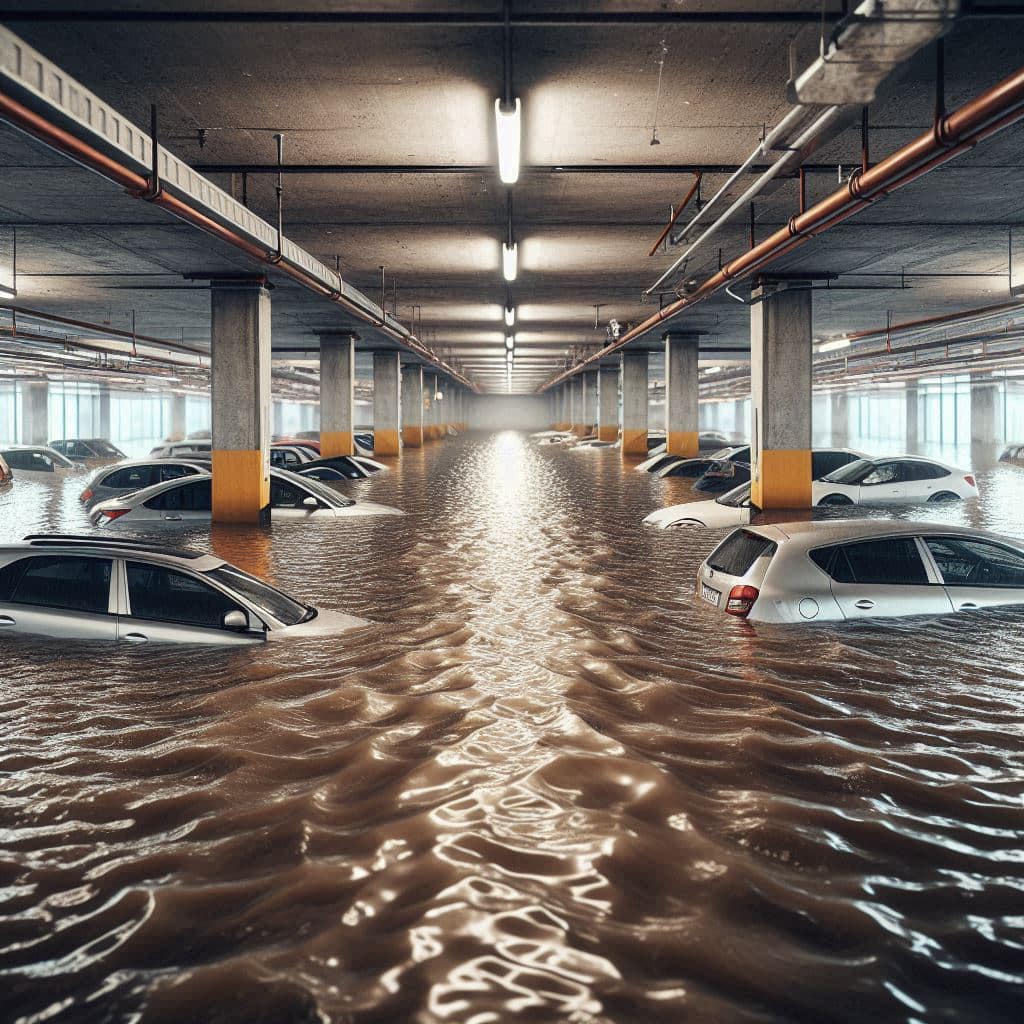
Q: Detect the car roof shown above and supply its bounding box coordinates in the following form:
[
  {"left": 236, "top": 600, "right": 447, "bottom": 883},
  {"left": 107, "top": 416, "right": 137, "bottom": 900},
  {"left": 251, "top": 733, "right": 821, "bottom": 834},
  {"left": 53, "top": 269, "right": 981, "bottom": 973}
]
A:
[
  {"left": 3, "top": 534, "right": 226, "bottom": 570},
  {"left": 745, "top": 519, "right": 1019, "bottom": 547},
  {"left": 96, "top": 457, "right": 210, "bottom": 472}
]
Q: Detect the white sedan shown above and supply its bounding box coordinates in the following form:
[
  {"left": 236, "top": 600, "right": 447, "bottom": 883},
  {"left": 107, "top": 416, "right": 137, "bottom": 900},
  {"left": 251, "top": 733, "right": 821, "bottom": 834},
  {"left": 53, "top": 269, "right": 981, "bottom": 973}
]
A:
[
  {"left": 89, "top": 468, "right": 403, "bottom": 526},
  {"left": 812, "top": 456, "right": 978, "bottom": 506},
  {"left": 644, "top": 482, "right": 753, "bottom": 530}
]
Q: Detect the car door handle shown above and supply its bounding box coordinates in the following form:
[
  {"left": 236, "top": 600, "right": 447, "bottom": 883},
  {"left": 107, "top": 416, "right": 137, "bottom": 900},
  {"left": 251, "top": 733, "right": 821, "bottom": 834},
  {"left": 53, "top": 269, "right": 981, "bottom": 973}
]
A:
[
  {"left": 0, "top": 614, "right": 14, "bottom": 625},
  {"left": 164, "top": 514, "right": 182, "bottom": 521},
  {"left": 854, "top": 599, "right": 875, "bottom": 610},
  {"left": 123, "top": 632, "right": 149, "bottom": 643}
]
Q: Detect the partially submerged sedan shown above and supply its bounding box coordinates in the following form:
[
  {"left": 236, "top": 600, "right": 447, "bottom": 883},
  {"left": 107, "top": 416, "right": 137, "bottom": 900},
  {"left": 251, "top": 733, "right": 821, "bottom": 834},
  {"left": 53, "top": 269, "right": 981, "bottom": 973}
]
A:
[
  {"left": 644, "top": 481, "right": 753, "bottom": 530},
  {"left": 653, "top": 445, "right": 751, "bottom": 478},
  {"left": 695, "top": 521, "right": 1024, "bottom": 623},
  {"left": 812, "top": 456, "right": 977, "bottom": 505},
  {"left": 79, "top": 458, "right": 210, "bottom": 505},
  {"left": 89, "top": 468, "right": 404, "bottom": 526},
  {"left": 0, "top": 534, "right": 365, "bottom": 643},
  {"left": 49, "top": 438, "right": 125, "bottom": 467},
  {"left": 297, "top": 455, "right": 388, "bottom": 480}
]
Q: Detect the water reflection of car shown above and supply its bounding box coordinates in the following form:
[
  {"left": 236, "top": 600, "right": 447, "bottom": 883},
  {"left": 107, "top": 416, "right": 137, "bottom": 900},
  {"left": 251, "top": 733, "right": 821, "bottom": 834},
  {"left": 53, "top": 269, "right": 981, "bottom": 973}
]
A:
[
  {"left": 813, "top": 456, "right": 977, "bottom": 506},
  {"left": 644, "top": 482, "right": 753, "bottom": 530},
  {"left": 696, "top": 521, "right": 1024, "bottom": 623},
  {"left": 89, "top": 468, "right": 404, "bottom": 526},
  {"left": 79, "top": 459, "right": 210, "bottom": 506},
  {"left": 48, "top": 438, "right": 125, "bottom": 466},
  {"left": 0, "top": 445, "right": 88, "bottom": 477},
  {"left": 0, "top": 534, "right": 366, "bottom": 643}
]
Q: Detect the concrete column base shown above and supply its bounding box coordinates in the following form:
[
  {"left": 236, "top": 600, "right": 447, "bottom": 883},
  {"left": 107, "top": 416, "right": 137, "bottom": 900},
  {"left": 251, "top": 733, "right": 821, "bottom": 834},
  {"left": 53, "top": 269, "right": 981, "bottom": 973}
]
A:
[
  {"left": 752, "top": 449, "right": 812, "bottom": 509},
  {"left": 597, "top": 426, "right": 618, "bottom": 442},
  {"left": 667, "top": 431, "right": 699, "bottom": 457}
]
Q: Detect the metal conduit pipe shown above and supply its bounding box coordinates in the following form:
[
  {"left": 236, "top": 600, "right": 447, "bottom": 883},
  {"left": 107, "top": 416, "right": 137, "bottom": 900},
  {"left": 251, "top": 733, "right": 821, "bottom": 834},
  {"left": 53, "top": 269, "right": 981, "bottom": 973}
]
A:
[
  {"left": 538, "top": 62, "right": 1024, "bottom": 392},
  {"left": 647, "top": 104, "right": 844, "bottom": 295},
  {"left": 0, "top": 89, "right": 476, "bottom": 392}
]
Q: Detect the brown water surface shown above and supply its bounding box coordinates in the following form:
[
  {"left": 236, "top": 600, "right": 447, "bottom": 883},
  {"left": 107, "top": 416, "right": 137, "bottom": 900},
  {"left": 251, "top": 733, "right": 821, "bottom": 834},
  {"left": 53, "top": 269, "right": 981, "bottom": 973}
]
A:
[{"left": 1, "top": 432, "right": 1023, "bottom": 1023}]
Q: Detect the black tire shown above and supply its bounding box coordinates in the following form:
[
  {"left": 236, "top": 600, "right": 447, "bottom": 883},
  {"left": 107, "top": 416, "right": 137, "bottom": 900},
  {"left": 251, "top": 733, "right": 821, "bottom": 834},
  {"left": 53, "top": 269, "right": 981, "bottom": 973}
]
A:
[
  {"left": 928, "top": 491, "right": 961, "bottom": 503},
  {"left": 818, "top": 494, "right": 853, "bottom": 506}
]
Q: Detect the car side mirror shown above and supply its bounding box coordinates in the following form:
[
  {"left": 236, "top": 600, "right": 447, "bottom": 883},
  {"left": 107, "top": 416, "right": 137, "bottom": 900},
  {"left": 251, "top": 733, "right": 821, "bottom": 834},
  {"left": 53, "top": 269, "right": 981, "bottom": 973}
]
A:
[
  {"left": 222, "top": 609, "right": 248, "bottom": 631},
  {"left": 302, "top": 495, "right": 320, "bottom": 510}
]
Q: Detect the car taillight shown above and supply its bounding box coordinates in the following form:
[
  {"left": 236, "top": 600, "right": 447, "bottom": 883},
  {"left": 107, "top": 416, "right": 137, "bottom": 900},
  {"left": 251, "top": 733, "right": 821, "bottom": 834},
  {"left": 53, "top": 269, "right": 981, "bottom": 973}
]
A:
[
  {"left": 79, "top": 488, "right": 93, "bottom": 502},
  {"left": 964, "top": 475, "right": 976, "bottom": 487},
  {"left": 726, "top": 584, "right": 759, "bottom": 617},
  {"left": 99, "top": 508, "right": 130, "bottom": 522}
]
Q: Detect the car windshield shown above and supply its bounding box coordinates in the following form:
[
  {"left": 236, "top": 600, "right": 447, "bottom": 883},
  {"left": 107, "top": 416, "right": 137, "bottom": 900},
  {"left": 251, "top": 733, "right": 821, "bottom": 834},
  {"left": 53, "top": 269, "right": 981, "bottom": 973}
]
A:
[
  {"left": 283, "top": 472, "right": 355, "bottom": 508},
  {"left": 708, "top": 447, "right": 733, "bottom": 459},
  {"left": 43, "top": 448, "right": 75, "bottom": 468},
  {"left": 205, "top": 565, "right": 312, "bottom": 626},
  {"left": 821, "top": 458, "right": 873, "bottom": 484},
  {"left": 715, "top": 482, "right": 752, "bottom": 508},
  {"left": 90, "top": 440, "right": 124, "bottom": 456}
]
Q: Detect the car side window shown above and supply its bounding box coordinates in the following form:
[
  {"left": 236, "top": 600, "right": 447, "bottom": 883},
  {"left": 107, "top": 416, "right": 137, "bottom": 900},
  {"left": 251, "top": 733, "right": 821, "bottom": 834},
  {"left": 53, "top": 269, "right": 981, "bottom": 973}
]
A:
[
  {"left": 67, "top": 442, "right": 92, "bottom": 458},
  {"left": 126, "top": 562, "right": 246, "bottom": 628},
  {"left": 812, "top": 539, "right": 929, "bottom": 585},
  {"left": 1, "top": 556, "right": 112, "bottom": 613},
  {"left": 812, "top": 452, "right": 853, "bottom": 478},
  {"left": 104, "top": 466, "right": 157, "bottom": 489},
  {"left": 144, "top": 479, "right": 211, "bottom": 512},
  {"left": 160, "top": 464, "right": 196, "bottom": 482},
  {"left": 861, "top": 462, "right": 902, "bottom": 485},
  {"left": 925, "top": 538, "right": 1024, "bottom": 587},
  {"left": 271, "top": 479, "right": 311, "bottom": 508}
]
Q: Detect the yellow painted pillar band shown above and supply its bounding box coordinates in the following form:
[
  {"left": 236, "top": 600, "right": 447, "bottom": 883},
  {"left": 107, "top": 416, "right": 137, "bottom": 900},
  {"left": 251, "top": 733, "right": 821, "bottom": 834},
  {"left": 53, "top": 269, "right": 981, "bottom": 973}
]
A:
[
  {"left": 597, "top": 425, "right": 618, "bottom": 442},
  {"left": 752, "top": 448, "right": 812, "bottom": 509},
  {"left": 667, "top": 431, "right": 700, "bottom": 457},
  {"left": 212, "top": 449, "right": 270, "bottom": 524},
  {"left": 621, "top": 428, "right": 648, "bottom": 456},
  {"left": 320, "top": 430, "right": 355, "bottom": 457},
  {"left": 403, "top": 425, "right": 423, "bottom": 448},
  {"left": 375, "top": 427, "right": 401, "bottom": 457}
]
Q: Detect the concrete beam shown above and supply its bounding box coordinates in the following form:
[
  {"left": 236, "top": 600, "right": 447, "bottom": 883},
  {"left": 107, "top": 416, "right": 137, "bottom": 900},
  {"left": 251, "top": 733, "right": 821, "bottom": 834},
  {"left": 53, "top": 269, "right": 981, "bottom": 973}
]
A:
[
  {"left": 402, "top": 364, "right": 424, "bottom": 447},
  {"left": 373, "top": 351, "right": 402, "bottom": 456},
  {"left": 620, "top": 350, "right": 648, "bottom": 456},
  {"left": 664, "top": 331, "right": 699, "bottom": 457},
  {"left": 320, "top": 333, "right": 357, "bottom": 456},
  {"left": 598, "top": 366, "right": 618, "bottom": 442},
  {"left": 750, "top": 285, "right": 812, "bottom": 509},
  {"left": 211, "top": 281, "right": 271, "bottom": 524}
]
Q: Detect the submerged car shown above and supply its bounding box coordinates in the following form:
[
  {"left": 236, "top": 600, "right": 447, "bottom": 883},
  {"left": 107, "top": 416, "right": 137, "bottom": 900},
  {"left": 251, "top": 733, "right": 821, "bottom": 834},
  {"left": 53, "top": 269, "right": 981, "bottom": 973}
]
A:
[
  {"left": 150, "top": 440, "right": 212, "bottom": 459},
  {"left": 89, "top": 468, "right": 403, "bottom": 526},
  {"left": 297, "top": 455, "right": 388, "bottom": 480},
  {"left": 696, "top": 521, "right": 1024, "bottom": 623},
  {"left": 999, "top": 443, "right": 1024, "bottom": 465},
  {"left": 0, "top": 445, "right": 87, "bottom": 477},
  {"left": 269, "top": 444, "right": 318, "bottom": 469},
  {"left": 812, "top": 456, "right": 977, "bottom": 506},
  {"left": 655, "top": 446, "right": 751, "bottom": 478},
  {"left": 644, "top": 481, "right": 754, "bottom": 530},
  {"left": 0, "top": 534, "right": 365, "bottom": 643},
  {"left": 691, "top": 448, "right": 864, "bottom": 494},
  {"left": 49, "top": 439, "right": 125, "bottom": 466},
  {"left": 79, "top": 459, "right": 210, "bottom": 505}
]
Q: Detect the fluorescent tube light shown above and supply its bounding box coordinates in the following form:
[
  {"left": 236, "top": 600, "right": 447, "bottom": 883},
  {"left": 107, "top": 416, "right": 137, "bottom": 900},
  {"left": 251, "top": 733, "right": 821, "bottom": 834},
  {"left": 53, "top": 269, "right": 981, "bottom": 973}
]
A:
[
  {"left": 494, "top": 98, "right": 521, "bottom": 185},
  {"left": 502, "top": 242, "right": 518, "bottom": 282}
]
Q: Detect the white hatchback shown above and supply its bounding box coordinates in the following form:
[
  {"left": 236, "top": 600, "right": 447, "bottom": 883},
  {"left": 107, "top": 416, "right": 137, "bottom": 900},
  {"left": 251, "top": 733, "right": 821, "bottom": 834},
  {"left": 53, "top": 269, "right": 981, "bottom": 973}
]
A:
[
  {"left": 89, "top": 468, "right": 403, "bottom": 526},
  {"left": 695, "top": 521, "right": 1024, "bottom": 623},
  {"left": 812, "top": 456, "right": 977, "bottom": 506}
]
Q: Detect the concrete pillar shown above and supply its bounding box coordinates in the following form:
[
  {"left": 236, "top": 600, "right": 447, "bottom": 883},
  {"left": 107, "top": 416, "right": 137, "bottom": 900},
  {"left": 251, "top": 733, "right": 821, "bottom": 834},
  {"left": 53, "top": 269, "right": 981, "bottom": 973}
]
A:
[
  {"left": 905, "top": 385, "right": 919, "bottom": 451},
  {"left": 21, "top": 381, "right": 49, "bottom": 445},
  {"left": 373, "top": 351, "right": 402, "bottom": 456},
  {"left": 169, "top": 393, "right": 187, "bottom": 441},
  {"left": 750, "top": 284, "right": 813, "bottom": 509},
  {"left": 664, "top": 331, "right": 700, "bottom": 457},
  {"left": 971, "top": 382, "right": 1002, "bottom": 445},
  {"left": 98, "top": 386, "right": 111, "bottom": 440},
  {"left": 210, "top": 280, "right": 271, "bottom": 524},
  {"left": 402, "top": 364, "right": 424, "bottom": 447},
  {"left": 830, "top": 392, "right": 849, "bottom": 443},
  {"left": 320, "top": 333, "right": 357, "bottom": 456},
  {"left": 424, "top": 373, "right": 438, "bottom": 440},
  {"left": 597, "top": 365, "right": 618, "bottom": 442},
  {"left": 734, "top": 399, "right": 747, "bottom": 440},
  {"left": 620, "top": 350, "right": 648, "bottom": 456},
  {"left": 580, "top": 371, "right": 597, "bottom": 436},
  {"left": 437, "top": 379, "right": 448, "bottom": 437},
  {"left": 272, "top": 399, "right": 284, "bottom": 438}
]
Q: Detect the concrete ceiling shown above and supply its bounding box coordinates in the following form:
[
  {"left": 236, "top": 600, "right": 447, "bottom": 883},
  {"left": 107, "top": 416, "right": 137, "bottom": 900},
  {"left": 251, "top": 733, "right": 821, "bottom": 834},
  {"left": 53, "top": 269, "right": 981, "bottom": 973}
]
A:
[{"left": 1, "top": 2, "right": 1023, "bottom": 392}]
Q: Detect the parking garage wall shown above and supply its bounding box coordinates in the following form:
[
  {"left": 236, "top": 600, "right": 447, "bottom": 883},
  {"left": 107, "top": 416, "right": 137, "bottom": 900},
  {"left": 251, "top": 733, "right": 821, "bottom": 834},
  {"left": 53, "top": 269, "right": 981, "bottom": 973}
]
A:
[{"left": 467, "top": 396, "right": 550, "bottom": 431}]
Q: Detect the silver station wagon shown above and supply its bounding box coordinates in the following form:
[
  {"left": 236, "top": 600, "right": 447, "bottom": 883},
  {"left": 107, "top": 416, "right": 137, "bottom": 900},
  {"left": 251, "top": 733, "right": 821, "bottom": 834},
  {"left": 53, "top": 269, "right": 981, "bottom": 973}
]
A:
[
  {"left": 0, "top": 535, "right": 366, "bottom": 644},
  {"left": 696, "top": 521, "right": 1024, "bottom": 623}
]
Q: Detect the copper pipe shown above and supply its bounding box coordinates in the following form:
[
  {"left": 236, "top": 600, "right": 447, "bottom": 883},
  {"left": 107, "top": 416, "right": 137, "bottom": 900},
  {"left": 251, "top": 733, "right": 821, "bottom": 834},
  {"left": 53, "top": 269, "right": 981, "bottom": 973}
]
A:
[
  {"left": 0, "top": 87, "right": 476, "bottom": 391},
  {"left": 647, "top": 172, "right": 702, "bottom": 257},
  {"left": 539, "top": 63, "right": 1024, "bottom": 391}
]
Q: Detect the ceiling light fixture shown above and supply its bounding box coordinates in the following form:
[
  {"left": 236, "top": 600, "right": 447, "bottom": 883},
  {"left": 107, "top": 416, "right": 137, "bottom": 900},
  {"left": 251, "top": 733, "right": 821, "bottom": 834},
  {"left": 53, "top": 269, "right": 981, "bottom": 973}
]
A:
[
  {"left": 505, "top": 334, "right": 515, "bottom": 351},
  {"left": 503, "top": 242, "right": 518, "bottom": 282},
  {"left": 504, "top": 305, "right": 515, "bottom": 327},
  {"left": 495, "top": 98, "right": 521, "bottom": 185},
  {"left": 506, "top": 349, "right": 514, "bottom": 364}
]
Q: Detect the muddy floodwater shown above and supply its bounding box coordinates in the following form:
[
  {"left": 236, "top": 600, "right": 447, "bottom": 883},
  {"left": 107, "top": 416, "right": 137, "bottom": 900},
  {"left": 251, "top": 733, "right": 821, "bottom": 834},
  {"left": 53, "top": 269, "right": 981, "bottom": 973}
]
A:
[{"left": 2, "top": 431, "right": 1023, "bottom": 1023}]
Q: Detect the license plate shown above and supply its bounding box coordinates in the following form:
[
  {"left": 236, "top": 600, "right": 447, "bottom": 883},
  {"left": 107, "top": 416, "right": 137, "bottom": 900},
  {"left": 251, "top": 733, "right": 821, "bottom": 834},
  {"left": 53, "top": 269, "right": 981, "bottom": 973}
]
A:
[{"left": 700, "top": 582, "right": 721, "bottom": 607}]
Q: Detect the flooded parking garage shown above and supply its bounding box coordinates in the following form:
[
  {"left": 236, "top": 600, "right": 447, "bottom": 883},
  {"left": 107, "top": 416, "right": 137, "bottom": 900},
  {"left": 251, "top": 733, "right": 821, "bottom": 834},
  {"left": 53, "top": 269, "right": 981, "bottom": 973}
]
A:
[
  {"left": 2, "top": 1, "right": 1024, "bottom": 1021},
  {"left": 2, "top": 434, "right": 1024, "bottom": 1023}
]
